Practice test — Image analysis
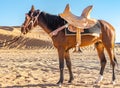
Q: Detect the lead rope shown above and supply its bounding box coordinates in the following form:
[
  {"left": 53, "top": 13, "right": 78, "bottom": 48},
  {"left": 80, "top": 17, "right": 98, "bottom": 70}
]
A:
[
  {"left": 0, "top": 11, "right": 41, "bottom": 48},
  {"left": 0, "top": 33, "right": 23, "bottom": 47}
]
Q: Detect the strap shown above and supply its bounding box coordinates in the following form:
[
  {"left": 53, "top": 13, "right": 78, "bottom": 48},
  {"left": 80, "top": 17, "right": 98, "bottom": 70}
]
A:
[
  {"left": 75, "top": 28, "right": 81, "bottom": 52},
  {"left": 49, "top": 24, "right": 68, "bottom": 37}
]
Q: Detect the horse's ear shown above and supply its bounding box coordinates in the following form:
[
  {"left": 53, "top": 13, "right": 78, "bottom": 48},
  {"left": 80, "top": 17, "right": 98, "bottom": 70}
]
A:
[
  {"left": 81, "top": 5, "right": 93, "bottom": 18},
  {"left": 30, "top": 5, "right": 35, "bottom": 12},
  {"left": 63, "top": 4, "right": 70, "bottom": 13}
]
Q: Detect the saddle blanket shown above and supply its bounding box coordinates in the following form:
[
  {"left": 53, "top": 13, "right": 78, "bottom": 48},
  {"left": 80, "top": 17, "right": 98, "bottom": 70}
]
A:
[{"left": 65, "top": 22, "right": 101, "bottom": 37}]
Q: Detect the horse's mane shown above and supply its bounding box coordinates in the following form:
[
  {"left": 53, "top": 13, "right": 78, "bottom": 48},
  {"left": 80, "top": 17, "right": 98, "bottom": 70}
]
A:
[{"left": 39, "top": 12, "right": 66, "bottom": 31}]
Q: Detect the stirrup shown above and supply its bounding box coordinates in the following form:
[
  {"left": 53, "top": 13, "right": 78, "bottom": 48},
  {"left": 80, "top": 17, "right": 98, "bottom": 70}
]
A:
[{"left": 73, "top": 44, "right": 82, "bottom": 53}]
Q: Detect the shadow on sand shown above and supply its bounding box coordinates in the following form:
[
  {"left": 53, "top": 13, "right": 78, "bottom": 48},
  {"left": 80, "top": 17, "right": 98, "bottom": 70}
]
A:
[{"left": 5, "top": 83, "right": 58, "bottom": 88}]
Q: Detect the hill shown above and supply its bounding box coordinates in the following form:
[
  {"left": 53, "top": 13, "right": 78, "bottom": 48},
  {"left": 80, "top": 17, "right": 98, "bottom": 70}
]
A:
[{"left": 0, "top": 26, "right": 53, "bottom": 49}]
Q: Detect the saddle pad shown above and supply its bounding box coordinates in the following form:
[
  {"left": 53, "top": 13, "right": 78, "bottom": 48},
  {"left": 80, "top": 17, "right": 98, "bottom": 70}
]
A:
[{"left": 65, "top": 22, "right": 101, "bottom": 36}]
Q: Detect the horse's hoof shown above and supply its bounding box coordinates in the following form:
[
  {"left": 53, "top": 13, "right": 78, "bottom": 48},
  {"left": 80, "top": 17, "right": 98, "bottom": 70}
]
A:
[
  {"left": 95, "top": 79, "right": 103, "bottom": 84},
  {"left": 95, "top": 75, "right": 103, "bottom": 84},
  {"left": 68, "top": 80, "right": 72, "bottom": 83},
  {"left": 56, "top": 82, "right": 62, "bottom": 88},
  {"left": 68, "top": 78, "right": 74, "bottom": 83},
  {"left": 112, "top": 81, "right": 116, "bottom": 85},
  {"left": 58, "top": 83, "right": 62, "bottom": 88},
  {"left": 95, "top": 80, "right": 102, "bottom": 84},
  {"left": 57, "top": 80, "right": 63, "bottom": 85}
]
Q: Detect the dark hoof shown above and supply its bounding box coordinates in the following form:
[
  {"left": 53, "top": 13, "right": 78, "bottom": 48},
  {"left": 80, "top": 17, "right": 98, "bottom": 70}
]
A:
[
  {"left": 57, "top": 81, "right": 63, "bottom": 87},
  {"left": 68, "top": 77, "right": 74, "bottom": 83},
  {"left": 57, "top": 80, "right": 63, "bottom": 85}
]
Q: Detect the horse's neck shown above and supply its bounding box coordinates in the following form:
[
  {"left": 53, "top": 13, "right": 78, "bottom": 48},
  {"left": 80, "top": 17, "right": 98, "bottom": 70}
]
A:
[
  {"left": 38, "top": 12, "right": 65, "bottom": 34},
  {"left": 37, "top": 12, "right": 50, "bottom": 34}
]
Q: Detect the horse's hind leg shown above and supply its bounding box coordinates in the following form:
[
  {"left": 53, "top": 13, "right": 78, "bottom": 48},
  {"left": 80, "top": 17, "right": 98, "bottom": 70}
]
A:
[
  {"left": 95, "top": 42, "right": 107, "bottom": 83},
  {"left": 104, "top": 45, "right": 117, "bottom": 84},
  {"left": 99, "top": 20, "right": 117, "bottom": 84},
  {"left": 64, "top": 50, "right": 74, "bottom": 83}
]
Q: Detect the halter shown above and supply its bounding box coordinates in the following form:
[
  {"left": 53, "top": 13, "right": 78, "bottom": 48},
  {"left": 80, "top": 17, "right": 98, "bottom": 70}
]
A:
[
  {"left": 22, "top": 10, "right": 41, "bottom": 33},
  {"left": 29, "top": 10, "right": 40, "bottom": 28}
]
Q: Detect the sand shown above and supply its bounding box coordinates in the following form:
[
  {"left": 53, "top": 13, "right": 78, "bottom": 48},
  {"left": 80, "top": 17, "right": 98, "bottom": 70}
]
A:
[{"left": 0, "top": 26, "right": 120, "bottom": 88}]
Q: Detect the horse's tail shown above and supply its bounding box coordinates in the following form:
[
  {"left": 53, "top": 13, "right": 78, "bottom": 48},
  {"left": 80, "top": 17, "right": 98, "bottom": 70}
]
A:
[{"left": 98, "top": 20, "right": 118, "bottom": 68}]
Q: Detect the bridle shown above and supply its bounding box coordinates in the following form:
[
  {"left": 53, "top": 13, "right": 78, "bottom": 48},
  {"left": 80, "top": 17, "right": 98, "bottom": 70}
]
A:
[
  {"left": 21, "top": 10, "right": 41, "bottom": 33},
  {"left": 0, "top": 10, "right": 41, "bottom": 47}
]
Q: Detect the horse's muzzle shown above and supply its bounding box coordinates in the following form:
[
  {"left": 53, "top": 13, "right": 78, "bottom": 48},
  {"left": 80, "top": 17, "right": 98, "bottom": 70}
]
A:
[{"left": 21, "top": 25, "right": 27, "bottom": 35}]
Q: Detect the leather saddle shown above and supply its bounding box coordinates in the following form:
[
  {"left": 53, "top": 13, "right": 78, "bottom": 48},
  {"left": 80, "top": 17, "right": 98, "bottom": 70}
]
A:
[{"left": 59, "top": 4, "right": 97, "bottom": 32}]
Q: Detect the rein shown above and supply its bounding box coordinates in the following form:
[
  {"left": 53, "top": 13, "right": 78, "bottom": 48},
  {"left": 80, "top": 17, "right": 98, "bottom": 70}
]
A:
[
  {"left": 3, "top": 10, "right": 41, "bottom": 48},
  {"left": 0, "top": 33, "right": 23, "bottom": 47}
]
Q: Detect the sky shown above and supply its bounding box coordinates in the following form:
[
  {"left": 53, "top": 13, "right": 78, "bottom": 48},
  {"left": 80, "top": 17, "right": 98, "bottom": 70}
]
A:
[{"left": 0, "top": 0, "right": 120, "bottom": 42}]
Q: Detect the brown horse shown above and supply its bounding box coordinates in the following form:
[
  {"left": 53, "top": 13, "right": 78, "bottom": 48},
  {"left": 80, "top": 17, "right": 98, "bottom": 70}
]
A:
[{"left": 21, "top": 5, "right": 117, "bottom": 85}]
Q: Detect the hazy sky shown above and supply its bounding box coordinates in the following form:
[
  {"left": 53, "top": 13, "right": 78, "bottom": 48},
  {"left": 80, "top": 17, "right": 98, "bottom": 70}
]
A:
[{"left": 0, "top": 0, "right": 120, "bottom": 42}]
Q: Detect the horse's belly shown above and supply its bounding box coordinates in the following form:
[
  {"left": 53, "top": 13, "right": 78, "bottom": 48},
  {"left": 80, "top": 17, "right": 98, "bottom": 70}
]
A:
[
  {"left": 66, "top": 35, "right": 100, "bottom": 48},
  {"left": 81, "top": 35, "right": 100, "bottom": 47}
]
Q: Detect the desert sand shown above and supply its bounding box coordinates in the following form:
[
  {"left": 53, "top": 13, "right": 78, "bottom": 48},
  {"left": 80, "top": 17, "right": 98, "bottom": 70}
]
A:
[{"left": 0, "top": 26, "right": 120, "bottom": 88}]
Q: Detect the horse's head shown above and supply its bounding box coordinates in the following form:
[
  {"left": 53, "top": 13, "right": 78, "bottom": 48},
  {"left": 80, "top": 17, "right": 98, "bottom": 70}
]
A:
[{"left": 21, "top": 5, "right": 40, "bottom": 34}]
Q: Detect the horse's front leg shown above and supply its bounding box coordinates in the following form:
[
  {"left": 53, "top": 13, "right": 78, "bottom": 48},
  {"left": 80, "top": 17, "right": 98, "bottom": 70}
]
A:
[
  {"left": 57, "top": 48, "right": 65, "bottom": 85},
  {"left": 65, "top": 50, "right": 74, "bottom": 83}
]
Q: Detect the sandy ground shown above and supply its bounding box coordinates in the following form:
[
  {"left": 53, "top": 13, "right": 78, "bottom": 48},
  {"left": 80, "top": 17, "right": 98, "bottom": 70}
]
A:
[{"left": 0, "top": 26, "right": 120, "bottom": 88}]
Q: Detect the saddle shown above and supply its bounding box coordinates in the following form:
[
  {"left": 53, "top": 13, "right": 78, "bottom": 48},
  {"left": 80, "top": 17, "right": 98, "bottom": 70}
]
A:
[
  {"left": 60, "top": 4, "right": 97, "bottom": 30},
  {"left": 59, "top": 4, "right": 98, "bottom": 51}
]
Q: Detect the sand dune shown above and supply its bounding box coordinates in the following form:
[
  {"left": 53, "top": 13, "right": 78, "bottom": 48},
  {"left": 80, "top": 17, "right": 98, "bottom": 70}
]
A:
[
  {"left": 0, "top": 26, "right": 119, "bottom": 88},
  {"left": 0, "top": 26, "right": 53, "bottom": 49}
]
